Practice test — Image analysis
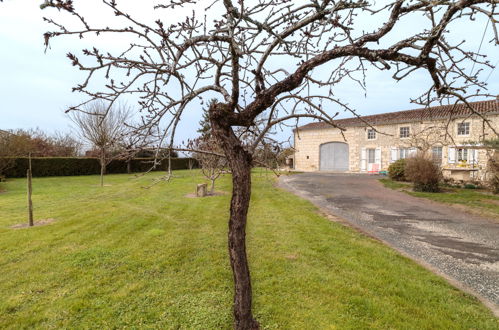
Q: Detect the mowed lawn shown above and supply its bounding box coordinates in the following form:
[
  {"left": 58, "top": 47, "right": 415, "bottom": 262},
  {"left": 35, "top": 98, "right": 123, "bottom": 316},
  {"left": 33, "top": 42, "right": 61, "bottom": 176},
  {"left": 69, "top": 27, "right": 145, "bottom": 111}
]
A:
[
  {"left": 0, "top": 171, "right": 497, "bottom": 329},
  {"left": 379, "top": 178, "right": 499, "bottom": 219}
]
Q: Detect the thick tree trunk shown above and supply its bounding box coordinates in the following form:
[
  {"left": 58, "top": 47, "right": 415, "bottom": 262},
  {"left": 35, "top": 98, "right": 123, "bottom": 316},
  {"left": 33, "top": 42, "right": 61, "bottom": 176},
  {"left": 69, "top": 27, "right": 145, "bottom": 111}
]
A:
[
  {"left": 210, "top": 104, "right": 259, "bottom": 330},
  {"left": 227, "top": 157, "right": 258, "bottom": 330}
]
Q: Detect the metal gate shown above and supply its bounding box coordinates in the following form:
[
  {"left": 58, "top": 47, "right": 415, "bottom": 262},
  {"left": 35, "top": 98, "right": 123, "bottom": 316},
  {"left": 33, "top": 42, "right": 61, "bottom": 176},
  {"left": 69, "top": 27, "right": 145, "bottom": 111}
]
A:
[{"left": 319, "top": 142, "right": 349, "bottom": 171}]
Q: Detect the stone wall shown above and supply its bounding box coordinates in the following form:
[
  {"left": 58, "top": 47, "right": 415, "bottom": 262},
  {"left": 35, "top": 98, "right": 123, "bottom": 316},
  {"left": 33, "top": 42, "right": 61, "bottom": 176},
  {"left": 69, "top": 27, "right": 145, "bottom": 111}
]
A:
[{"left": 294, "top": 114, "right": 499, "bottom": 181}]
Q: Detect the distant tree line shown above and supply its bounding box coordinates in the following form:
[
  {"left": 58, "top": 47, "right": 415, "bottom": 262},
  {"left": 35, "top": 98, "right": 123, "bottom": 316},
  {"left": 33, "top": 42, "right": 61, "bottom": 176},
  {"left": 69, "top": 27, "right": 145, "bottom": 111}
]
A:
[
  {"left": 0, "top": 129, "right": 81, "bottom": 179},
  {"left": 0, "top": 126, "right": 181, "bottom": 180},
  {"left": 0, "top": 128, "right": 81, "bottom": 157}
]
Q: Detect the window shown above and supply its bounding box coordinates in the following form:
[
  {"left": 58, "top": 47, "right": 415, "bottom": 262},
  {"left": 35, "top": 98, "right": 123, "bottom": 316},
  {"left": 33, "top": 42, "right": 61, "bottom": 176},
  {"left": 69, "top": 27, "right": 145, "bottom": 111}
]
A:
[
  {"left": 449, "top": 146, "right": 479, "bottom": 165},
  {"left": 457, "top": 122, "right": 470, "bottom": 136},
  {"left": 457, "top": 148, "right": 468, "bottom": 162},
  {"left": 367, "top": 149, "right": 376, "bottom": 164},
  {"left": 449, "top": 147, "right": 478, "bottom": 164},
  {"left": 432, "top": 146, "right": 443, "bottom": 164},
  {"left": 399, "top": 148, "right": 410, "bottom": 159},
  {"left": 367, "top": 129, "right": 376, "bottom": 140},
  {"left": 399, "top": 126, "right": 410, "bottom": 138}
]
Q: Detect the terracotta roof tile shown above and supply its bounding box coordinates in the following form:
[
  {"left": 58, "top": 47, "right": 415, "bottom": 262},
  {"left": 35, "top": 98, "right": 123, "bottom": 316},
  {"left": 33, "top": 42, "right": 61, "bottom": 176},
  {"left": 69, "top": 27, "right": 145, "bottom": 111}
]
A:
[{"left": 297, "top": 99, "right": 499, "bottom": 131}]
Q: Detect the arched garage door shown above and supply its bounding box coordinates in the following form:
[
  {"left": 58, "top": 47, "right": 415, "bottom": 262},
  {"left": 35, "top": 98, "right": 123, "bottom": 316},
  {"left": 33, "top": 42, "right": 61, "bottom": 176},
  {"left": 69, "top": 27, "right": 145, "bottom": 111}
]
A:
[{"left": 320, "top": 142, "right": 349, "bottom": 171}]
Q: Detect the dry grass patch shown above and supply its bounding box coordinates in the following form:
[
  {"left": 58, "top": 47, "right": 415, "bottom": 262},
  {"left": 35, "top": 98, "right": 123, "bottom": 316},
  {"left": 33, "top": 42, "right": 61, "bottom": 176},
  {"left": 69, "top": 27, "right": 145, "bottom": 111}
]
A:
[{"left": 10, "top": 218, "right": 56, "bottom": 229}]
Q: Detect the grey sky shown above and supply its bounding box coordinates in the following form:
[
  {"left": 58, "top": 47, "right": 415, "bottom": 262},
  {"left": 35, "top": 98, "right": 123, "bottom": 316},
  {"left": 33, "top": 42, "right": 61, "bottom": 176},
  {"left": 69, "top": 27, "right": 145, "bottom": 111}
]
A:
[{"left": 1, "top": 1, "right": 497, "bottom": 147}]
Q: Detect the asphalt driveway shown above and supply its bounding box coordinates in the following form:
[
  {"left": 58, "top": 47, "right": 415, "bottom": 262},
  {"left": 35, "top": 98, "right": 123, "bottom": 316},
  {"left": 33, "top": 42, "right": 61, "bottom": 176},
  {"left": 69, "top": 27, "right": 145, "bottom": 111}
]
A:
[{"left": 279, "top": 173, "right": 499, "bottom": 314}]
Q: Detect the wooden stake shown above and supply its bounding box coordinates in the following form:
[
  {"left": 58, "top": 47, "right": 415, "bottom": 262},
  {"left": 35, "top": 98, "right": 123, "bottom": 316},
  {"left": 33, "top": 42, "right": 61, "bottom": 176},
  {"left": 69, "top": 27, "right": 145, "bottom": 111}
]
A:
[{"left": 27, "top": 153, "right": 33, "bottom": 227}]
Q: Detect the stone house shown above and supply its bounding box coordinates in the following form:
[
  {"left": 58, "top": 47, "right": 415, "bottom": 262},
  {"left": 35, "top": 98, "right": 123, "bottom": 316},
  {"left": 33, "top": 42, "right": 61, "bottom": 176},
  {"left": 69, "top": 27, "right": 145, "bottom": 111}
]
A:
[{"left": 293, "top": 99, "right": 499, "bottom": 182}]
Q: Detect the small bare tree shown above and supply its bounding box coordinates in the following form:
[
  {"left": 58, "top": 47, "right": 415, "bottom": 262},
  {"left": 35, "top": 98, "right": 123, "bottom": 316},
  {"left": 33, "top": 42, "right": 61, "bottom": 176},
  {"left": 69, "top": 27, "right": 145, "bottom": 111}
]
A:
[
  {"left": 191, "top": 109, "right": 227, "bottom": 192},
  {"left": 43, "top": 1, "right": 498, "bottom": 328},
  {"left": 187, "top": 158, "right": 196, "bottom": 171},
  {"left": 70, "top": 101, "right": 131, "bottom": 186},
  {"left": 117, "top": 124, "right": 158, "bottom": 174},
  {"left": 192, "top": 136, "right": 226, "bottom": 194}
]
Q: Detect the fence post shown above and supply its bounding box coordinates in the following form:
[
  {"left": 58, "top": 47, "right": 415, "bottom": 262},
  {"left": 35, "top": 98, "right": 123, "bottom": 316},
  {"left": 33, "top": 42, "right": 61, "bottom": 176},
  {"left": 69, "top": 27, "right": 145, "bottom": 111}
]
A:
[{"left": 27, "top": 153, "right": 34, "bottom": 227}]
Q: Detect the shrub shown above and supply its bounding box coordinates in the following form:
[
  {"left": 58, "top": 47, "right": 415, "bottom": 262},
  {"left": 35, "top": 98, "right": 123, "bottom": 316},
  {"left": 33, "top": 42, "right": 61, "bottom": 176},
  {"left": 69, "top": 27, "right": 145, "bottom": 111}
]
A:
[
  {"left": 1, "top": 157, "right": 197, "bottom": 178},
  {"left": 463, "top": 183, "right": 477, "bottom": 189},
  {"left": 488, "top": 156, "right": 499, "bottom": 194},
  {"left": 491, "top": 176, "right": 499, "bottom": 194},
  {"left": 405, "top": 156, "right": 441, "bottom": 192},
  {"left": 388, "top": 159, "right": 407, "bottom": 181}
]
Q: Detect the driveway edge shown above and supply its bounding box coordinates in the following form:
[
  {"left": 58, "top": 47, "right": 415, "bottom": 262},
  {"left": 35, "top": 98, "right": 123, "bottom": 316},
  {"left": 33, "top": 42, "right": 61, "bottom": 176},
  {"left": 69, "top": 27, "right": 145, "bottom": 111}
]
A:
[{"left": 278, "top": 175, "right": 499, "bottom": 318}]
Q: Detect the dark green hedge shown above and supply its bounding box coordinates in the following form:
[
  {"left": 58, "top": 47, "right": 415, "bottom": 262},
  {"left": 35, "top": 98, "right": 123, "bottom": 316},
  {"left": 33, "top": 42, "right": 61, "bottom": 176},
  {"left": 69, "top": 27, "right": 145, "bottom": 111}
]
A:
[{"left": 2, "top": 157, "right": 197, "bottom": 178}]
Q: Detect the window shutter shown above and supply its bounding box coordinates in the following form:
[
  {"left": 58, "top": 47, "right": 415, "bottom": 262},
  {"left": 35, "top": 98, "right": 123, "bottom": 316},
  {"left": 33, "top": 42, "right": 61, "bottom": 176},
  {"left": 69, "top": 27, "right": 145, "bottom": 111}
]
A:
[
  {"left": 390, "top": 147, "right": 398, "bottom": 163},
  {"left": 448, "top": 147, "right": 456, "bottom": 164},
  {"left": 375, "top": 147, "right": 382, "bottom": 166},
  {"left": 471, "top": 149, "right": 479, "bottom": 164},
  {"left": 361, "top": 148, "right": 367, "bottom": 171}
]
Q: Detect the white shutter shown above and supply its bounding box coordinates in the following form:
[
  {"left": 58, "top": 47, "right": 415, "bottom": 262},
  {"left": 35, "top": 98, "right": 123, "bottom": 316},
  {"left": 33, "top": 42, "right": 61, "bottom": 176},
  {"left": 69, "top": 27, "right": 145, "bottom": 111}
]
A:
[
  {"left": 375, "top": 147, "right": 382, "bottom": 166},
  {"left": 361, "top": 148, "right": 367, "bottom": 171},
  {"left": 390, "top": 147, "right": 398, "bottom": 163},
  {"left": 408, "top": 147, "right": 417, "bottom": 157},
  {"left": 448, "top": 147, "right": 456, "bottom": 164},
  {"left": 471, "top": 149, "right": 479, "bottom": 164}
]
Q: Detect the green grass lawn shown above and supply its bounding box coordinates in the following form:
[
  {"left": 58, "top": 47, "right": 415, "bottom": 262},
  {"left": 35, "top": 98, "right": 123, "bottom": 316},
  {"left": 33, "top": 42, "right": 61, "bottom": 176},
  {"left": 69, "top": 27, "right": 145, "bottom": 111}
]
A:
[
  {"left": 0, "top": 172, "right": 497, "bottom": 329},
  {"left": 379, "top": 178, "right": 499, "bottom": 219}
]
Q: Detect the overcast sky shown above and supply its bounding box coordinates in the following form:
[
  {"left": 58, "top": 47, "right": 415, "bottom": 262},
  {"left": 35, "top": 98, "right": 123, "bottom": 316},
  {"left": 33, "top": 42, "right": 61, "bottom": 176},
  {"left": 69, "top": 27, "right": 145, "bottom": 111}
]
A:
[{"left": 0, "top": 1, "right": 497, "bottom": 146}]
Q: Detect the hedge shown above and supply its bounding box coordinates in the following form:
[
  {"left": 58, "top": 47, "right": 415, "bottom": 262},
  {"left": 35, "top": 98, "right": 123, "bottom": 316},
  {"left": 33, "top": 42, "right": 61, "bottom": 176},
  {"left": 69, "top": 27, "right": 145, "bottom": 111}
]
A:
[{"left": 2, "top": 157, "right": 197, "bottom": 178}]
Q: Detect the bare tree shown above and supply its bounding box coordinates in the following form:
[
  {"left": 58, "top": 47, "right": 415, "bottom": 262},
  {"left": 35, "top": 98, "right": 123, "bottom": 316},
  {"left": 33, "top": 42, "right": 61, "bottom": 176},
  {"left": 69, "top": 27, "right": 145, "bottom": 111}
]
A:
[
  {"left": 70, "top": 101, "right": 131, "bottom": 186},
  {"left": 118, "top": 133, "right": 143, "bottom": 174},
  {"left": 116, "top": 123, "right": 159, "bottom": 174},
  {"left": 405, "top": 125, "right": 448, "bottom": 154},
  {"left": 187, "top": 158, "right": 196, "bottom": 171},
  {"left": 50, "top": 131, "right": 82, "bottom": 156},
  {"left": 24, "top": 129, "right": 82, "bottom": 157},
  {"left": 43, "top": 1, "right": 497, "bottom": 328},
  {"left": 191, "top": 136, "right": 226, "bottom": 194},
  {"left": 0, "top": 129, "right": 32, "bottom": 179},
  {"left": 191, "top": 108, "right": 227, "bottom": 192}
]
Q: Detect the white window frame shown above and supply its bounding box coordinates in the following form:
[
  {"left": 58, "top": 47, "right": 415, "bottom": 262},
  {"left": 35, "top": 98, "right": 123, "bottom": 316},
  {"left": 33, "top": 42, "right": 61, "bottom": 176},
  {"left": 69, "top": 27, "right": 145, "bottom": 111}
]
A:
[
  {"left": 399, "top": 126, "right": 410, "bottom": 138},
  {"left": 367, "top": 148, "right": 376, "bottom": 164},
  {"left": 432, "top": 146, "right": 443, "bottom": 164},
  {"left": 457, "top": 122, "right": 470, "bottom": 136},
  {"left": 361, "top": 148, "right": 367, "bottom": 171},
  {"left": 448, "top": 146, "right": 479, "bottom": 165},
  {"left": 367, "top": 129, "right": 376, "bottom": 140},
  {"left": 457, "top": 148, "right": 468, "bottom": 162},
  {"left": 390, "top": 147, "right": 398, "bottom": 163},
  {"left": 399, "top": 148, "right": 409, "bottom": 159},
  {"left": 448, "top": 147, "right": 456, "bottom": 164},
  {"left": 398, "top": 147, "right": 417, "bottom": 159}
]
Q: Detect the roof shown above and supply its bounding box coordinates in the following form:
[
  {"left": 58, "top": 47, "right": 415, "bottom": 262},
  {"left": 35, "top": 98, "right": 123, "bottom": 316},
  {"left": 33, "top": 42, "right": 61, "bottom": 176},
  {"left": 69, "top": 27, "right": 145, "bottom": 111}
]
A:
[{"left": 297, "top": 99, "right": 499, "bottom": 131}]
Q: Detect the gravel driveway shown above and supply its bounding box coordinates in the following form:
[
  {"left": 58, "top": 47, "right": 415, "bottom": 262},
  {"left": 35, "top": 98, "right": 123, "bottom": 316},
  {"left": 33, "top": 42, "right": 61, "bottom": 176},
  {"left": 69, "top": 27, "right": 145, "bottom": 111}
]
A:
[{"left": 279, "top": 173, "right": 499, "bottom": 315}]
